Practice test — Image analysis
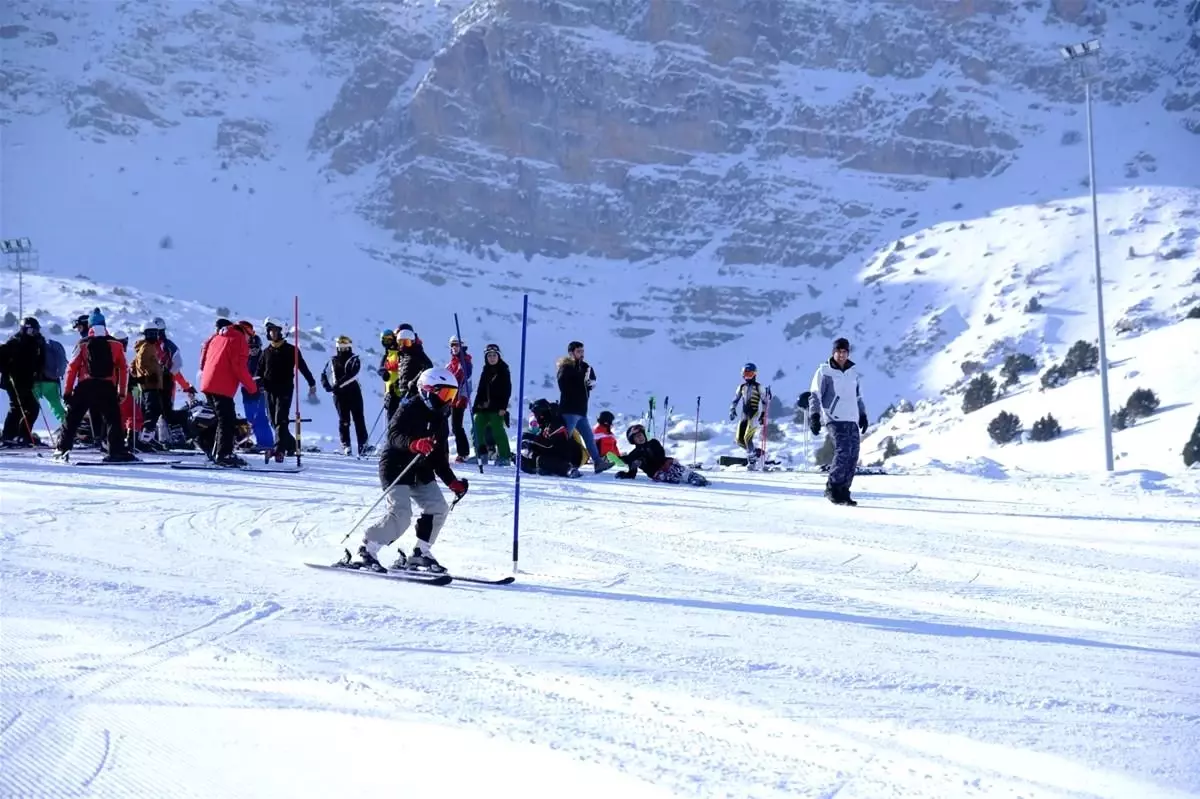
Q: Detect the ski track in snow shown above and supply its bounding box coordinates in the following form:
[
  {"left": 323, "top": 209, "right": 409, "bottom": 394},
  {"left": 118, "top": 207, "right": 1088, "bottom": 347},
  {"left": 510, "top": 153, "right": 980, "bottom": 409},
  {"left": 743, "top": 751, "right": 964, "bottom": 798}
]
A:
[{"left": 1, "top": 454, "right": 1198, "bottom": 798}]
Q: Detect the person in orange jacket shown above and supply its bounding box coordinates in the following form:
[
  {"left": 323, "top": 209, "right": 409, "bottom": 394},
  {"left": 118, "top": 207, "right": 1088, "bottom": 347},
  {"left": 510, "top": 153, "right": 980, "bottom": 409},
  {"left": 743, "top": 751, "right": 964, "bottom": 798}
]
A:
[
  {"left": 593, "top": 410, "right": 622, "bottom": 462},
  {"left": 199, "top": 317, "right": 258, "bottom": 466},
  {"left": 55, "top": 309, "right": 133, "bottom": 461}
]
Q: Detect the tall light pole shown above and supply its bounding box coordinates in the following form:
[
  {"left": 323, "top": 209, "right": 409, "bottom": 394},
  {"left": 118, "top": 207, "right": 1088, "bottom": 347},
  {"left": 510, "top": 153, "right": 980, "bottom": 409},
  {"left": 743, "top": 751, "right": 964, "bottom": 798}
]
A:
[
  {"left": 1060, "top": 39, "right": 1114, "bottom": 472},
  {"left": 1, "top": 237, "right": 37, "bottom": 321}
]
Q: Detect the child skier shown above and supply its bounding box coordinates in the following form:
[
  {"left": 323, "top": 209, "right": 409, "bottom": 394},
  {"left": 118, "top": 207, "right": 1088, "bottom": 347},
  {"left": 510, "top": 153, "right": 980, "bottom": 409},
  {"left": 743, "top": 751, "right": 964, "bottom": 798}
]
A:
[
  {"left": 614, "top": 423, "right": 708, "bottom": 486},
  {"left": 520, "top": 399, "right": 584, "bottom": 477},
  {"left": 342, "top": 367, "right": 468, "bottom": 574},
  {"left": 446, "top": 335, "right": 473, "bottom": 462},
  {"left": 728, "top": 362, "right": 766, "bottom": 469},
  {"left": 593, "top": 410, "right": 622, "bottom": 462}
]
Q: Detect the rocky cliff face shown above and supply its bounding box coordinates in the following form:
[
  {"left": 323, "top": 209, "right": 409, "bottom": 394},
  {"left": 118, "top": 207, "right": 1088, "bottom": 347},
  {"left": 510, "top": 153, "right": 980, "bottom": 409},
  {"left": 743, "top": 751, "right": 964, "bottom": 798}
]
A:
[{"left": 302, "top": 0, "right": 1197, "bottom": 275}]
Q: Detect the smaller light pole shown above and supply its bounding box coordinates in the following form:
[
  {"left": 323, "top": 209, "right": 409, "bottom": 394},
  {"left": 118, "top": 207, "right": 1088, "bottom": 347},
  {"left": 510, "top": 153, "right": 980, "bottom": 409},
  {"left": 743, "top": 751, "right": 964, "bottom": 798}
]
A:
[
  {"left": 1060, "top": 39, "right": 1114, "bottom": 473},
  {"left": 1, "top": 238, "right": 38, "bottom": 321}
]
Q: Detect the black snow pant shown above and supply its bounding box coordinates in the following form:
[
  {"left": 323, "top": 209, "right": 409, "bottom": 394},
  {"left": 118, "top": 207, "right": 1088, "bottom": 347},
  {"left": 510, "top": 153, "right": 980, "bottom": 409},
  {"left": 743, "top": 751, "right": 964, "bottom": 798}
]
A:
[
  {"left": 266, "top": 387, "right": 296, "bottom": 454},
  {"left": 60, "top": 380, "right": 125, "bottom": 455},
  {"left": 334, "top": 386, "right": 368, "bottom": 449},
  {"left": 140, "top": 387, "right": 164, "bottom": 434},
  {"left": 450, "top": 405, "right": 469, "bottom": 459},
  {"left": 828, "top": 421, "right": 861, "bottom": 490},
  {"left": 205, "top": 392, "right": 238, "bottom": 458},
  {"left": 385, "top": 391, "right": 401, "bottom": 420},
  {"left": 2, "top": 380, "right": 39, "bottom": 443}
]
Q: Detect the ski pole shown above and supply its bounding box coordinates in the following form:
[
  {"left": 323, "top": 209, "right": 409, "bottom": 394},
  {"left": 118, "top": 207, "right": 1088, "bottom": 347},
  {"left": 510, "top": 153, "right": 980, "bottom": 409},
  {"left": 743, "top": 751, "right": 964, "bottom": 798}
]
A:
[
  {"left": 692, "top": 395, "right": 700, "bottom": 466},
  {"left": 365, "top": 402, "right": 386, "bottom": 443},
  {"left": 339, "top": 454, "right": 426, "bottom": 544},
  {"left": 662, "top": 395, "right": 670, "bottom": 439}
]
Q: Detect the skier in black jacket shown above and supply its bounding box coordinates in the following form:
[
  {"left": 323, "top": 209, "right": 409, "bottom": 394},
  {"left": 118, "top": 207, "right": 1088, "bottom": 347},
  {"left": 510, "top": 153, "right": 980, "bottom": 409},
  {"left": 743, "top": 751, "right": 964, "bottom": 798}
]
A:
[
  {"left": 0, "top": 317, "right": 45, "bottom": 445},
  {"left": 255, "top": 317, "right": 317, "bottom": 456},
  {"left": 615, "top": 423, "right": 708, "bottom": 486},
  {"left": 320, "top": 335, "right": 370, "bottom": 456},
  {"left": 343, "top": 367, "right": 468, "bottom": 575}
]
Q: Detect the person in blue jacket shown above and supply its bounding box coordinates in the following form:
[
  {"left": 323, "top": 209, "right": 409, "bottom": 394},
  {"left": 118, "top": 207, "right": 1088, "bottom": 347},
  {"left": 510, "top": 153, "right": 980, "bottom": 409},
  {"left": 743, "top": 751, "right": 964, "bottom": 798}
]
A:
[{"left": 238, "top": 321, "right": 274, "bottom": 450}]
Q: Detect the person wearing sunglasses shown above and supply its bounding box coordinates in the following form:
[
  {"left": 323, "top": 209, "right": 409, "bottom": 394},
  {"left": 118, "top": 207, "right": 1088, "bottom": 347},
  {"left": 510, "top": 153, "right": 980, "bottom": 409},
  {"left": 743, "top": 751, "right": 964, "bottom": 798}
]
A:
[{"left": 342, "top": 367, "right": 468, "bottom": 575}]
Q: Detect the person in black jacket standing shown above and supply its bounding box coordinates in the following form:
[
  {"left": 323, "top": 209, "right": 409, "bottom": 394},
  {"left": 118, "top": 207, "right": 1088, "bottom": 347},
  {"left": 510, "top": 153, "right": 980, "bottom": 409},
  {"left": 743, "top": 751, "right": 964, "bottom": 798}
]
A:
[
  {"left": 342, "top": 367, "right": 468, "bottom": 575},
  {"left": 0, "top": 317, "right": 45, "bottom": 446},
  {"left": 321, "top": 335, "right": 370, "bottom": 456},
  {"left": 255, "top": 317, "right": 317, "bottom": 456},
  {"left": 555, "top": 340, "right": 611, "bottom": 473},
  {"left": 471, "top": 343, "right": 512, "bottom": 466}
]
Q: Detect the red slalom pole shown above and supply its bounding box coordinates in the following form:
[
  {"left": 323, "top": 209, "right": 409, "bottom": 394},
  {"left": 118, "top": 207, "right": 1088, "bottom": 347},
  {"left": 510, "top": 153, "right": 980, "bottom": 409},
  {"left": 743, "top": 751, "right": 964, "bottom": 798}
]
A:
[{"left": 293, "top": 295, "right": 302, "bottom": 469}]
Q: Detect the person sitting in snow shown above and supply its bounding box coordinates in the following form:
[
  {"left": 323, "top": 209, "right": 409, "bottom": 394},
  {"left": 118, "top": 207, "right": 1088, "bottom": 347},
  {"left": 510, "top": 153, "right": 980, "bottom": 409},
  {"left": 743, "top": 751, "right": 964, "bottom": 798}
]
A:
[
  {"left": 520, "top": 398, "right": 584, "bottom": 478},
  {"left": 614, "top": 422, "right": 708, "bottom": 486},
  {"left": 592, "top": 410, "right": 623, "bottom": 463}
]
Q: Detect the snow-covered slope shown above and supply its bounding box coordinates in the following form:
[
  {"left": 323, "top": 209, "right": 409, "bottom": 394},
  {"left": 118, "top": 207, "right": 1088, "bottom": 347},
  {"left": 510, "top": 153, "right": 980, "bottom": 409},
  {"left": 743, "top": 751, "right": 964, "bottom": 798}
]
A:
[{"left": 2, "top": 456, "right": 1198, "bottom": 797}]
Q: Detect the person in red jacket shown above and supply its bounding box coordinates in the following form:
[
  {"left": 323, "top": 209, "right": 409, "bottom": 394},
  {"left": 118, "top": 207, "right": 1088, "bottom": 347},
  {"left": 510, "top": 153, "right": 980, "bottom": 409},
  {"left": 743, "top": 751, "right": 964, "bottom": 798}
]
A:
[
  {"left": 593, "top": 410, "right": 622, "bottom": 462},
  {"left": 445, "top": 336, "right": 473, "bottom": 462},
  {"left": 55, "top": 309, "right": 133, "bottom": 462},
  {"left": 199, "top": 317, "right": 258, "bottom": 466}
]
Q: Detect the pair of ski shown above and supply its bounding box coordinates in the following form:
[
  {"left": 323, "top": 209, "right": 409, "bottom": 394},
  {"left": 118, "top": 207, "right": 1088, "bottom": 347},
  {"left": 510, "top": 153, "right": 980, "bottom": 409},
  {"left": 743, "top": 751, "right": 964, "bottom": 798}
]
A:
[
  {"left": 40, "top": 451, "right": 183, "bottom": 467},
  {"left": 304, "top": 560, "right": 514, "bottom": 587}
]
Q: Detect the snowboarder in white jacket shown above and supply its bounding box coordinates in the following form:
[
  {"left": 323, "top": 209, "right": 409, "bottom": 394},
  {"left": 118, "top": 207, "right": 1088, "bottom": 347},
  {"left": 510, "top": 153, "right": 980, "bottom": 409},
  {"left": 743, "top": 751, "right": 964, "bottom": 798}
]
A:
[{"left": 807, "top": 337, "right": 868, "bottom": 506}]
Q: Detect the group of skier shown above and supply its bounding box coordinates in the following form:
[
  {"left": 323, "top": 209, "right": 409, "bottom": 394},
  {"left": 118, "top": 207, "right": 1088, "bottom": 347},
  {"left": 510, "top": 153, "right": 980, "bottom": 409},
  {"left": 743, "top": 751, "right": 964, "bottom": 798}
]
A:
[{"left": 2, "top": 309, "right": 872, "bottom": 573}]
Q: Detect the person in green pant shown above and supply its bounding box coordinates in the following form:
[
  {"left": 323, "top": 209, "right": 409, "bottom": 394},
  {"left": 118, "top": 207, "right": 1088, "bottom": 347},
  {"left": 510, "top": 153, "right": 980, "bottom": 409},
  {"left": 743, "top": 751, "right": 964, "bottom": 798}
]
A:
[
  {"left": 32, "top": 321, "right": 68, "bottom": 425},
  {"left": 471, "top": 343, "right": 513, "bottom": 466}
]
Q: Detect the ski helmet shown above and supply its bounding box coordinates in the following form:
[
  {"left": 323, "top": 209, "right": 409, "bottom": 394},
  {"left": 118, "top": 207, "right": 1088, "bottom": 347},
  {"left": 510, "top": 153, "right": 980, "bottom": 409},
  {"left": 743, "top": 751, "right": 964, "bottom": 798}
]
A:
[
  {"left": 742, "top": 362, "right": 757, "bottom": 379},
  {"left": 335, "top": 335, "right": 352, "bottom": 350},
  {"left": 597, "top": 410, "right": 615, "bottom": 427},
  {"left": 396, "top": 328, "right": 416, "bottom": 346},
  {"left": 416, "top": 367, "right": 459, "bottom": 411},
  {"left": 152, "top": 316, "right": 167, "bottom": 331},
  {"left": 449, "top": 335, "right": 461, "bottom": 346},
  {"left": 380, "top": 329, "right": 396, "bottom": 344},
  {"left": 20, "top": 317, "right": 39, "bottom": 333},
  {"left": 625, "top": 423, "right": 647, "bottom": 445}
]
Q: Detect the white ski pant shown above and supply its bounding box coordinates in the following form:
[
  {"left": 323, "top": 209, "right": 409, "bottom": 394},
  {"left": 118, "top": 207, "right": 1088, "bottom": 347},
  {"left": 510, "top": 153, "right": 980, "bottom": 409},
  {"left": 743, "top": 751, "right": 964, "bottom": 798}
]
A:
[{"left": 361, "top": 480, "right": 449, "bottom": 553}]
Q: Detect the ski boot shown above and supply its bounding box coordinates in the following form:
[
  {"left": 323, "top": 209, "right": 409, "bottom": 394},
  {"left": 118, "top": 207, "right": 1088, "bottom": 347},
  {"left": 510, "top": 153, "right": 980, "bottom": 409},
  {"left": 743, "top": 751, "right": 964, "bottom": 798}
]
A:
[
  {"left": 358, "top": 444, "right": 374, "bottom": 457},
  {"left": 217, "top": 454, "right": 247, "bottom": 468},
  {"left": 389, "top": 549, "right": 407, "bottom": 570},
  {"left": 593, "top": 458, "right": 614, "bottom": 474},
  {"left": 454, "top": 455, "right": 467, "bottom": 464},
  {"left": 406, "top": 547, "right": 447, "bottom": 574},
  {"left": 103, "top": 450, "right": 138, "bottom": 463}
]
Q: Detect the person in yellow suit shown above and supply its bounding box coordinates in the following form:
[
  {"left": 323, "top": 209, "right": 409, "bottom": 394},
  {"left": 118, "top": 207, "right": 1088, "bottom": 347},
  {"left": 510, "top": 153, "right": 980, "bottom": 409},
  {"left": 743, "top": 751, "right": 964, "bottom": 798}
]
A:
[
  {"left": 377, "top": 329, "right": 402, "bottom": 418},
  {"left": 728, "top": 362, "right": 766, "bottom": 469}
]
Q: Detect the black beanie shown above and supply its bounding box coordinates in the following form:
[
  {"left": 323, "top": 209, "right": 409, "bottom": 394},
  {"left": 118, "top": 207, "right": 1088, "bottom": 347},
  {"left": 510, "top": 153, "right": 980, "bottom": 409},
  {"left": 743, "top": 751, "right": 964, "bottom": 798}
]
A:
[{"left": 833, "top": 337, "right": 850, "bottom": 352}]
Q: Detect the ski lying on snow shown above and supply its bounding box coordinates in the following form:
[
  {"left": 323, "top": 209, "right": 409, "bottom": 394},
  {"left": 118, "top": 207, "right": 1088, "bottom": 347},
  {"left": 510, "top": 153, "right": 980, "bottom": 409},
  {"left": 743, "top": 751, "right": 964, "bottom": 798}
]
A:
[
  {"left": 303, "top": 562, "right": 452, "bottom": 585},
  {"left": 71, "top": 459, "right": 183, "bottom": 467},
  {"left": 169, "top": 462, "right": 304, "bottom": 474},
  {"left": 447, "top": 574, "right": 515, "bottom": 585}
]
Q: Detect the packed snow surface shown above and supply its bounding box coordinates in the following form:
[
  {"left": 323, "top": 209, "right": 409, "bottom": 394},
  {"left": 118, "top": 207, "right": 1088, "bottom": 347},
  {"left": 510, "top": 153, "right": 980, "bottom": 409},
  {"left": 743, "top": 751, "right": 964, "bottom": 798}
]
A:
[{"left": 2, "top": 454, "right": 1197, "bottom": 798}]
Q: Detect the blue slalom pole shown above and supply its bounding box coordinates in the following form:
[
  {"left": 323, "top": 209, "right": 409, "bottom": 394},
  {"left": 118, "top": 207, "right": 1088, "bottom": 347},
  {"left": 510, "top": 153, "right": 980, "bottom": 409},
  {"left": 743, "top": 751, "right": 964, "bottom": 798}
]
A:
[{"left": 512, "top": 294, "right": 529, "bottom": 574}]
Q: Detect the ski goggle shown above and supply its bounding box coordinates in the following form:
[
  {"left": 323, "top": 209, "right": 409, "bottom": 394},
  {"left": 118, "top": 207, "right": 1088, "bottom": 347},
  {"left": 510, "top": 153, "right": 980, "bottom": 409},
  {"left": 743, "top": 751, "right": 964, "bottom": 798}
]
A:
[
  {"left": 423, "top": 384, "right": 458, "bottom": 404},
  {"left": 397, "top": 331, "right": 416, "bottom": 347}
]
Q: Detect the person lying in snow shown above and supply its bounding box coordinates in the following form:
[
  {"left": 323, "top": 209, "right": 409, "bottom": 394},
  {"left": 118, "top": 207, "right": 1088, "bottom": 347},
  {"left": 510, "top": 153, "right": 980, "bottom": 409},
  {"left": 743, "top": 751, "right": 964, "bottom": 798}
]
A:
[{"left": 615, "top": 423, "right": 708, "bottom": 486}]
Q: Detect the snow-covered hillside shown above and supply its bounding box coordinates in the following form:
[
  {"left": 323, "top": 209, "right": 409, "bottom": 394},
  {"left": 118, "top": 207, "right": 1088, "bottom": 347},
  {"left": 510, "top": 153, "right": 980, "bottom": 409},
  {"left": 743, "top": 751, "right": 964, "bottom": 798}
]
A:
[{"left": 2, "top": 455, "right": 1198, "bottom": 798}]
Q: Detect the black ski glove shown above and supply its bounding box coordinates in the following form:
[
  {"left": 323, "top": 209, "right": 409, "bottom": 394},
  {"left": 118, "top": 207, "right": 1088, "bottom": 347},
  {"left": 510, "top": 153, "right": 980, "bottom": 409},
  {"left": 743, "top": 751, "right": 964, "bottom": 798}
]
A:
[
  {"left": 858, "top": 414, "right": 868, "bottom": 434},
  {"left": 500, "top": 410, "right": 510, "bottom": 427},
  {"left": 809, "top": 417, "right": 821, "bottom": 436},
  {"left": 320, "top": 375, "right": 332, "bottom": 392},
  {"left": 615, "top": 470, "right": 635, "bottom": 479},
  {"left": 376, "top": 367, "right": 389, "bottom": 380}
]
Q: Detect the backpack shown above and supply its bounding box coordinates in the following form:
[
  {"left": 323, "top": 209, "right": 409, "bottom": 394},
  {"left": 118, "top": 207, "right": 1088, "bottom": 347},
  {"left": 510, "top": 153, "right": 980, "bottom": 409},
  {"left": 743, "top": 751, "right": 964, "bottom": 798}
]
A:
[
  {"left": 44, "top": 339, "right": 67, "bottom": 380},
  {"left": 85, "top": 336, "right": 114, "bottom": 380}
]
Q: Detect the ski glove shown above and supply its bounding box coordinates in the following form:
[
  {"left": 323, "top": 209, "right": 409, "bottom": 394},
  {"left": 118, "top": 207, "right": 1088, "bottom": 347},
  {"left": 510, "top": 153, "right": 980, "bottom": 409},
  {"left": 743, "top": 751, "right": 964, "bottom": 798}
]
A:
[
  {"left": 810, "top": 417, "right": 821, "bottom": 436},
  {"left": 376, "top": 367, "right": 389, "bottom": 380},
  {"left": 728, "top": 409, "right": 736, "bottom": 421},
  {"left": 615, "top": 470, "right": 635, "bottom": 480},
  {"left": 409, "top": 437, "right": 435, "bottom": 456},
  {"left": 858, "top": 414, "right": 868, "bottom": 434},
  {"left": 320, "top": 375, "right": 333, "bottom": 392},
  {"left": 448, "top": 478, "right": 468, "bottom": 499},
  {"left": 500, "top": 410, "right": 510, "bottom": 427}
]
